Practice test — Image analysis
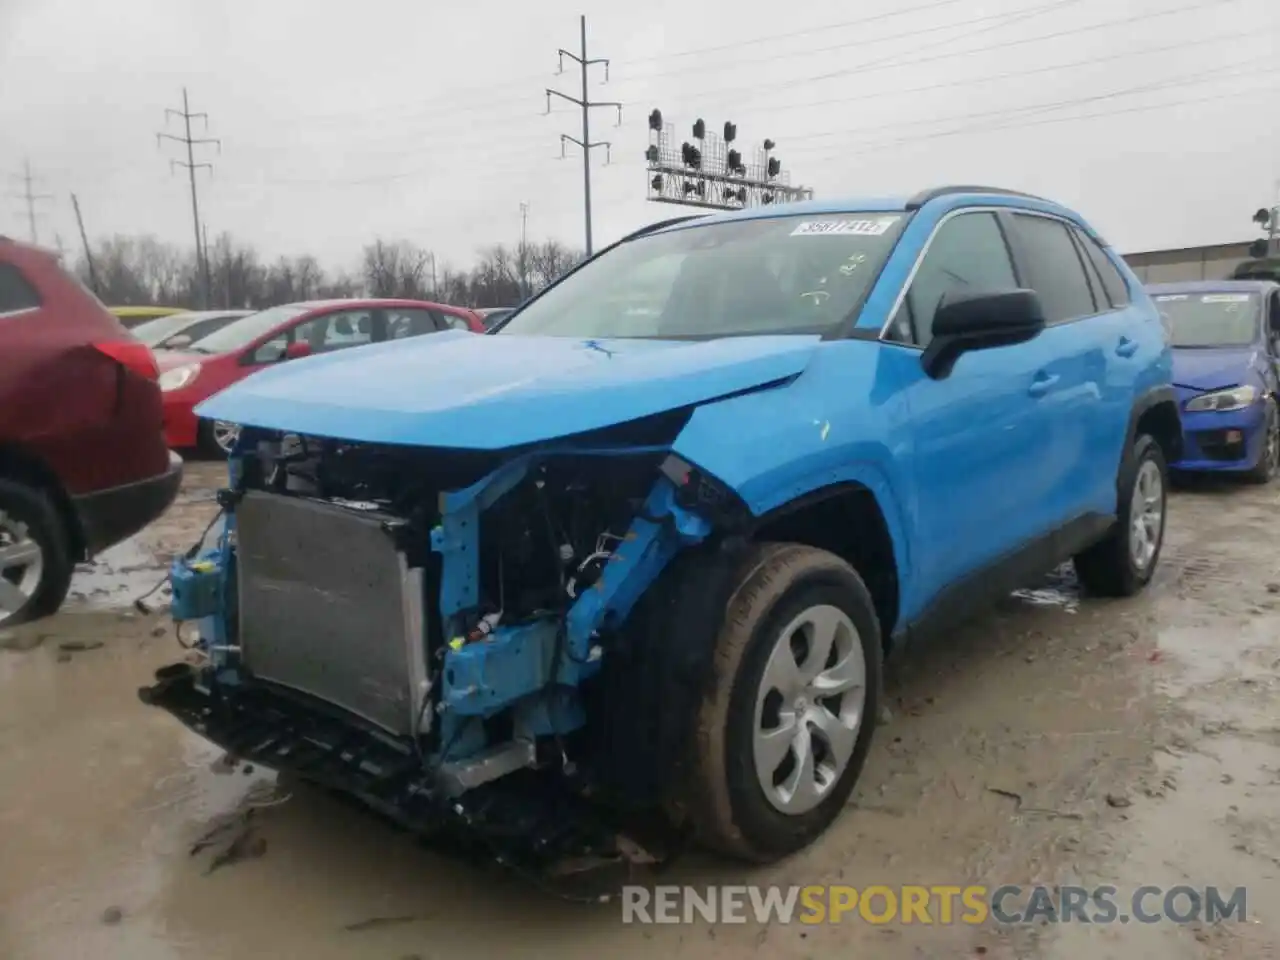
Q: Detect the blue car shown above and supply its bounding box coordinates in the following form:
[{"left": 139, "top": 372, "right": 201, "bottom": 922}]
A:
[
  {"left": 142, "top": 186, "right": 1178, "bottom": 872},
  {"left": 1149, "top": 281, "right": 1280, "bottom": 482}
]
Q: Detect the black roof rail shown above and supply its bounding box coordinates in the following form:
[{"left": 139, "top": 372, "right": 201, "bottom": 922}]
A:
[
  {"left": 621, "top": 214, "right": 707, "bottom": 242},
  {"left": 905, "top": 185, "right": 1049, "bottom": 210}
]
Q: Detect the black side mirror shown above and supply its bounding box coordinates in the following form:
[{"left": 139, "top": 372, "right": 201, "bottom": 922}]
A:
[{"left": 921, "top": 288, "right": 1047, "bottom": 379}]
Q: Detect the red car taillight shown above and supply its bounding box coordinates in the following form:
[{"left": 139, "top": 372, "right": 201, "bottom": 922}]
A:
[{"left": 93, "top": 341, "right": 159, "bottom": 380}]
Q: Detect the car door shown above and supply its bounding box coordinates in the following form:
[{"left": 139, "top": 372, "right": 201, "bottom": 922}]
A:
[
  {"left": 1001, "top": 211, "right": 1113, "bottom": 529},
  {"left": 891, "top": 209, "right": 1060, "bottom": 598},
  {"left": 1069, "top": 224, "right": 1163, "bottom": 514}
]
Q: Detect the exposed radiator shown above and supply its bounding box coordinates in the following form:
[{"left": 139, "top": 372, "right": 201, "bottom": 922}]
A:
[{"left": 234, "top": 490, "right": 430, "bottom": 738}]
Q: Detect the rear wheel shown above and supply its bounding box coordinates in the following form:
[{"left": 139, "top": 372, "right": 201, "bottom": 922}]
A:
[
  {"left": 0, "top": 479, "right": 74, "bottom": 626},
  {"left": 1244, "top": 397, "right": 1278, "bottom": 484},
  {"left": 684, "top": 543, "right": 881, "bottom": 863},
  {"left": 1074, "top": 433, "right": 1167, "bottom": 597}
]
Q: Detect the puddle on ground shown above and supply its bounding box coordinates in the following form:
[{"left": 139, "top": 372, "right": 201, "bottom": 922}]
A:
[{"left": 68, "top": 538, "right": 168, "bottom": 612}]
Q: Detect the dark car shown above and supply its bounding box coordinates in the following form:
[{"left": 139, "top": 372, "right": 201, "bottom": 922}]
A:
[
  {"left": 1149, "top": 280, "right": 1280, "bottom": 481},
  {"left": 0, "top": 236, "right": 182, "bottom": 625}
]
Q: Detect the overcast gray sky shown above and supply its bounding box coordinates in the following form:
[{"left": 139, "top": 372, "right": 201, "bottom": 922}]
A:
[{"left": 2, "top": 0, "right": 1276, "bottom": 273}]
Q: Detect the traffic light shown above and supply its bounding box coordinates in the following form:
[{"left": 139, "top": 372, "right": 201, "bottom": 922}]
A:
[
  {"left": 723, "top": 121, "right": 737, "bottom": 143},
  {"left": 681, "top": 142, "right": 702, "bottom": 169},
  {"left": 692, "top": 118, "right": 706, "bottom": 139},
  {"left": 1253, "top": 207, "right": 1272, "bottom": 227},
  {"left": 645, "top": 145, "right": 659, "bottom": 163},
  {"left": 767, "top": 157, "right": 781, "bottom": 178},
  {"left": 727, "top": 149, "right": 742, "bottom": 174},
  {"left": 648, "top": 109, "right": 663, "bottom": 131}
]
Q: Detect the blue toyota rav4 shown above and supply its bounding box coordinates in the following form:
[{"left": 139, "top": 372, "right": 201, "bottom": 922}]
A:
[
  {"left": 142, "top": 186, "right": 1179, "bottom": 873},
  {"left": 1149, "top": 280, "right": 1280, "bottom": 482}
]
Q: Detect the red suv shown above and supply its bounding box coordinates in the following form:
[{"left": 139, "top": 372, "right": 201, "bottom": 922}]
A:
[
  {"left": 0, "top": 237, "right": 182, "bottom": 625},
  {"left": 154, "top": 298, "right": 485, "bottom": 455}
]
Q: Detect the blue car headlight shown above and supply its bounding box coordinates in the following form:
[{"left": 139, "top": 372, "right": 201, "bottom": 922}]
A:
[{"left": 1184, "top": 384, "right": 1258, "bottom": 413}]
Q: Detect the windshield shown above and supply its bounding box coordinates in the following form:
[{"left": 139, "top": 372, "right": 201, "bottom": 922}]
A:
[
  {"left": 130, "top": 313, "right": 197, "bottom": 346},
  {"left": 187, "top": 304, "right": 311, "bottom": 354},
  {"left": 1153, "top": 292, "right": 1262, "bottom": 348},
  {"left": 495, "top": 212, "right": 908, "bottom": 339}
]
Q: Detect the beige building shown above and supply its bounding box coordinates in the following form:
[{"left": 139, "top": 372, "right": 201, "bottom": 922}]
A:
[{"left": 1122, "top": 240, "right": 1258, "bottom": 284}]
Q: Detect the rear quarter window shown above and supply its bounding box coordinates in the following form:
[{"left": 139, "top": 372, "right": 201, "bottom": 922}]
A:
[{"left": 0, "top": 263, "right": 41, "bottom": 314}]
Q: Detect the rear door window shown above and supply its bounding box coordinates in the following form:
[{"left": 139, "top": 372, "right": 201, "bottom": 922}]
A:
[
  {"left": 1072, "top": 227, "right": 1131, "bottom": 309},
  {"left": 0, "top": 263, "right": 41, "bottom": 314},
  {"left": 1010, "top": 214, "right": 1098, "bottom": 323}
]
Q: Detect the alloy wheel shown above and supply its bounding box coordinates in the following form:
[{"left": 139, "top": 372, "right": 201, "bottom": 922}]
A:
[
  {"left": 1128, "top": 458, "right": 1164, "bottom": 572},
  {"left": 753, "top": 603, "right": 867, "bottom": 815},
  {"left": 212, "top": 421, "right": 241, "bottom": 454},
  {"left": 0, "top": 512, "right": 44, "bottom": 625}
]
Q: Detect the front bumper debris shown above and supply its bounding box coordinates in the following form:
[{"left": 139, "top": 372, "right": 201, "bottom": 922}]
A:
[{"left": 138, "top": 663, "right": 675, "bottom": 888}]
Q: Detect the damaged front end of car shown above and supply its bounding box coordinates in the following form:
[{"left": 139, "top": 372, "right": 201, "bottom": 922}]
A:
[{"left": 139, "top": 410, "right": 756, "bottom": 879}]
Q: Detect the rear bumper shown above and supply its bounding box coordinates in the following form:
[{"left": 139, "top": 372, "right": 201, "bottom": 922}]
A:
[{"left": 72, "top": 450, "right": 183, "bottom": 555}]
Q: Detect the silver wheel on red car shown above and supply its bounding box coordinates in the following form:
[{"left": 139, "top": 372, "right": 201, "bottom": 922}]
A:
[
  {"left": 212, "top": 421, "right": 241, "bottom": 454},
  {"left": 754, "top": 604, "right": 867, "bottom": 815},
  {"left": 0, "top": 513, "right": 43, "bottom": 625}
]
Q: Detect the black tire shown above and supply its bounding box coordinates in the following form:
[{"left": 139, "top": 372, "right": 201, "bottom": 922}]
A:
[
  {"left": 684, "top": 542, "right": 882, "bottom": 863},
  {"left": 1244, "top": 397, "right": 1279, "bottom": 484},
  {"left": 0, "top": 479, "right": 74, "bottom": 626},
  {"left": 1073, "top": 433, "right": 1168, "bottom": 597}
]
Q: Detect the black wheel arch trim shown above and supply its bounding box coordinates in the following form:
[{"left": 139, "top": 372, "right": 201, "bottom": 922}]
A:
[{"left": 1124, "top": 384, "right": 1182, "bottom": 465}]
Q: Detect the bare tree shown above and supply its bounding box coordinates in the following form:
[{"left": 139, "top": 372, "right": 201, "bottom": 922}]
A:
[{"left": 362, "top": 239, "right": 431, "bottom": 299}]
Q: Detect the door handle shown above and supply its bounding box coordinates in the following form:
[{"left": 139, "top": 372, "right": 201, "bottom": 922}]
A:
[
  {"left": 1028, "top": 372, "right": 1060, "bottom": 397},
  {"left": 1116, "top": 336, "right": 1139, "bottom": 358}
]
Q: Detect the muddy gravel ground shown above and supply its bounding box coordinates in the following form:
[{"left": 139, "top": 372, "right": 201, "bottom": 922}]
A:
[{"left": 2, "top": 461, "right": 1279, "bottom": 959}]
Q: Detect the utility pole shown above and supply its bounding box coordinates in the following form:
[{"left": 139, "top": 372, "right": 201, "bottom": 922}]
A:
[
  {"left": 545, "top": 15, "right": 621, "bottom": 257},
  {"left": 71, "top": 193, "right": 100, "bottom": 295},
  {"left": 158, "top": 88, "right": 219, "bottom": 307},
  {"left": 518, "top": 201, "right": 530, "bottom": 299},
  {"left": 8, "top": 159, "right": 54, "bottom": 244}
]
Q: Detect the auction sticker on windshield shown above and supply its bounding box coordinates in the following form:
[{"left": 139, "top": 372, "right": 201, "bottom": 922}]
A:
[
  {"left": 791, "top": 217, "right": 900, "bottom": 237},
  {"left": 1201, "top": 294, "right": 1252, "bottom": 303}
]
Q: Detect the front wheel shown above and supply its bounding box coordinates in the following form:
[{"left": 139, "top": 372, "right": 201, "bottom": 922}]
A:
[
  {"left": 1074, "top": 433, "right": 1168, "bottom": 597},
  {"left": 684, "top": 543, "right": 882, "bottom": 863},
  {"left": 198, "top": 419, "right": 241, "bottom": 459},
  {"left": 1244, "top": 397, "right": 1278, "bottom": 484}
]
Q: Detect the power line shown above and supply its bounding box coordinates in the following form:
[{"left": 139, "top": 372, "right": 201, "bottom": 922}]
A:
[
  {"left": 545, "top": 15, "right": 621, "bottom": 256},
  {"left": 7, "top": 159, "right": 54, "bottom": 244},
  {"left": 668, "top": 0, "right": 1252, "bottom": 109},
  {"left": 158, "top": 87, "right": 220, "bottom": 307},
  {"left": 802, "top": 80, "right": 1279, "bottom": 166},
  {"left": 780, "top": 58, "right": 1278, "bottom": 155}
]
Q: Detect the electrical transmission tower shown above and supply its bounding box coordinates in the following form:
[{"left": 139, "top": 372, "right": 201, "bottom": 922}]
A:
[
  {"left": 7, "top": 159, "right": 54, "bottom": 244},
  {"left": 544, "top": 15, "right": 621, "bottom": 257},
  {"left": 158, "top": 88, "right": 220, "bottom": 307}
]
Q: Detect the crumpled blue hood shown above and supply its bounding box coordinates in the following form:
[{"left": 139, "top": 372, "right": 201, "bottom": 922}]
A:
[
  {"left": 1171, "top": 346, "right": 1260, "bottom": 392},
  {"left": 196, "top": 330, "right": 820, "bottom": 449}
]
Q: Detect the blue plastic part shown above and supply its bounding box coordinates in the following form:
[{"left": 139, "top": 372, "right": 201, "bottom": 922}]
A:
[
  {"left": 441, "top": 621, "right": 558, "bottom": 717},
  {"left": 437, "top": 473, "right": 711, "bottom": 727},
  {"left": 169, "top": 558, "right": 221, "bottom": 621},
  {"left": 513, "top": 687, "right": 585, "bottom": 739},
  {"left": 563, "top": 475, "right": 711, "bottom": 662}
]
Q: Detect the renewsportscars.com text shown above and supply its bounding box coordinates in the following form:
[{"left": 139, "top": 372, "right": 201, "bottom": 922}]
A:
[{"left": 620, "top": 884, "right": 1248, "bottom": 926}]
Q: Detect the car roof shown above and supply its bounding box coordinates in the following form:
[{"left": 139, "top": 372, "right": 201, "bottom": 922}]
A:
[
  {"left": 109, "top": 305, "right": 187, "bottom": 318},
  {"left": 641, "top": 184, "right": 1080, "bottom": 237},
  {"left": 283, "top": 298, "right": 462, "bottom": 312},
  {"left": 1147, "top": 280, "right": 1279, "bottom": 294}
]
